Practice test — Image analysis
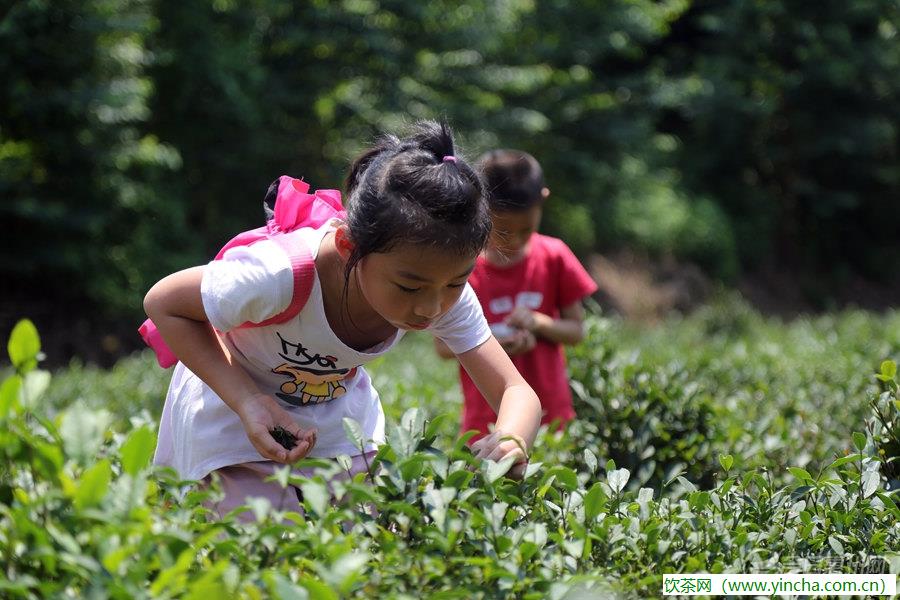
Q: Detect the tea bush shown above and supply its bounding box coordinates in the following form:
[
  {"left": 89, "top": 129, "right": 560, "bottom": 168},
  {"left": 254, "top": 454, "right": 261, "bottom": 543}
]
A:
[
  {"left": 567, "top": 299, "right": 900, "bottom": 490},
  {"left": 872, "top": 360, "right": 900, "bottom": 485},
  {"left": 2, "top": 304, "right": 899, "bottom": 598}
]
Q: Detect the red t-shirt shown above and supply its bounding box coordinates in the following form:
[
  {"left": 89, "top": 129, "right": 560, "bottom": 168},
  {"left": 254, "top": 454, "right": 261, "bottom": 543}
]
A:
[{"left": 460, "top": 233, "right": 598, "bottom": 436}]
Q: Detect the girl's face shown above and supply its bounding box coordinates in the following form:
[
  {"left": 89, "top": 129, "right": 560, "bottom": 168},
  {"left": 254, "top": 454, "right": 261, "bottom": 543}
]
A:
[{"left": 356, "top": 243, "right": 476, "bottom": 331}]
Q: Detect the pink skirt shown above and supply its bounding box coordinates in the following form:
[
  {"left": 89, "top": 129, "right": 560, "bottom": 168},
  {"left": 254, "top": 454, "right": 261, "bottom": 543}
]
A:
[{"left": 204, "top": 451, "right": 376, "bottom": 521}]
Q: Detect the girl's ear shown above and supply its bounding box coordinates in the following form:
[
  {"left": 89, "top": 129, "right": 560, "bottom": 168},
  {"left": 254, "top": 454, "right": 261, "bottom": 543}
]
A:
[
  {"left": 334, "top": 224, "right": 355, "bottom": 261},
  {"left": 541, "top": 187, "right": 551, "bottom": 200}
]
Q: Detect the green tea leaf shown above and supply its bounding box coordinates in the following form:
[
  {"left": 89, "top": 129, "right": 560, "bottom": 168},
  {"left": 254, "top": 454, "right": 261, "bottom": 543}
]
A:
[
  {"left": 74, "top": 459, "right": 112, "bottom": 510},
  {"left": 398, "top": 454, "right": 427, "bottom": 481},
  {"left": 826, "top": 454, "right": 863, "bottom": 472},
  {"left": 547, "top": 465, "right": 579, "bottom": 491},
  {"left": 342, "top": 417, "right": 365, "bottom": 452},
  {"left": 860, "top": 471, "right": 880, "bottom": 498},
  {"left": 445, "top": 469, "right": 474, "bottom": 489},
  {"left": 689, "top": 491, "right": 710, "bottom": 511},
  {"left": 583, "top": 449, "right": 599, "bottom": 474},
  {"left": 608, "top": 468, "right": 630, "bottom": 494},
  {"left": 8, "top": 319, "right": 40, "bottom": 371},
  {"left": 299, "top": 576, "right": 337, "bottom": 600},
  {"left": 0, "top": 376, "right": 21, "bottom": 419},
  {"left": 300, "top": 480, "right": 330, "bottom": 516},
  {"left": 20, "top": 370, "right": 50, "bottom": 409},
  {"left": 784, "top": 528, "right": 797, "bottom": 546},
  {"left": 718, "top": 454, "right": 734, "bottom": 472},
  {"left": 583, "top": 482, "right": 606, "bottom": 521},
  {"left": 828, "top": 537, "right": 844, "bottom": 555},
  {"left": 60, "top": 406, "right": 112, "bottom": 466},
  {"left": 788, "top": 467, "right": 812, "bottom": 482},
  {"left": 485, "top": 455, "right": 516, "bottom": 484},
  {"left": 120, "top": 426, "right": 156, "bottom": 476},
  {"left": 266, "top": 572, "right": 310, "bottom": 600},
  {"left": 423, "top": 413, "right": 452, "bottom": 441},
  {"left": 400, "top": 407, "right": 425, "bottom": 437}
]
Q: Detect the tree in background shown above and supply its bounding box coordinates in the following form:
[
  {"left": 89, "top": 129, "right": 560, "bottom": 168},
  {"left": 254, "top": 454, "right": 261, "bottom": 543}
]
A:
[
  {"left": 2, "top": 0, "right": 899, "bottom": 354},
  {"left": 659, "top": 0, "right": 900, "bottom": 287},
  {"left": 1, "top": 0, "right": 187, "bottom": 319}
]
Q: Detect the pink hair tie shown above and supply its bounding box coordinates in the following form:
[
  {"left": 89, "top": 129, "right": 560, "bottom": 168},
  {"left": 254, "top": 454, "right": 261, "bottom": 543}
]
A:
[{"left": 442, "top": 155, "right": 457, "bottom": 163}]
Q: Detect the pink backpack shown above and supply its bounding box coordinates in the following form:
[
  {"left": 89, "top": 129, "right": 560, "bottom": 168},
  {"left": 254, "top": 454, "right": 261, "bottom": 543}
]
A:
[{"left": 139, "top": 176, "right": 346, "bottom": 368}]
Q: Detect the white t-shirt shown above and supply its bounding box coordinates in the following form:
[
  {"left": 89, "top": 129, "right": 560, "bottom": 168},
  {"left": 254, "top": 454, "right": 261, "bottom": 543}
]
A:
[{"left": 154, "top": 223, "right": 491, "bottom": 481}]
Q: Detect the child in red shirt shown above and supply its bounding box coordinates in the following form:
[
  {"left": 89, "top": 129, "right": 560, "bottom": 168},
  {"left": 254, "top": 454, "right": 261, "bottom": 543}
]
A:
[{"left": 436, "top": 149, "right": 598, "bottom": 437}]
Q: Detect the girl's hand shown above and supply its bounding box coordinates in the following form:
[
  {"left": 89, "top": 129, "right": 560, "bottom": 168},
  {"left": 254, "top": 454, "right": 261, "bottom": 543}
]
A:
[
  {"left": 237, "top": 393, "right": 317, "bottom": 463},
  {"left": 471, "top": 430, "right": 529, "bottom": 479}
]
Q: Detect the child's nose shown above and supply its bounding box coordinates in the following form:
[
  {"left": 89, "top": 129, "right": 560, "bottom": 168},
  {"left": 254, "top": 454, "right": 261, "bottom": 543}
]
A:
[{"left": 414, "top": 295, "right": 442, "bottom": 319}]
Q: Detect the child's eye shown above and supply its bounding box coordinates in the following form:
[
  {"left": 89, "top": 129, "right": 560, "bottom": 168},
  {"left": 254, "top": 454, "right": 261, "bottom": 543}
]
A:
[
  {"left": 447, "top": 283, "right": 465, "bottom": 289},
  {"left": 395, "top": 284, "right": 419, "bottom": 293}
]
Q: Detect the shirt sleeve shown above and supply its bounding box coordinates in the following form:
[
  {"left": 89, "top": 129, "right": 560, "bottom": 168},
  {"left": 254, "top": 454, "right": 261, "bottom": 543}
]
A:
[
  {"left": 200, "top": 240, "right": 294, "bottom": 332},
  {"left": 428, "top": 283, "right": 492, "bottom": 355},
  {"left": 555, "top": 240, "right": 598, "bottom": 309}
]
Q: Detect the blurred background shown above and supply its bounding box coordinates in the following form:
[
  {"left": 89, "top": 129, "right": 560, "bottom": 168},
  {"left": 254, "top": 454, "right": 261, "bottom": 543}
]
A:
[{"left": 2, "top": 0, "right": 899, "bottom": 366}]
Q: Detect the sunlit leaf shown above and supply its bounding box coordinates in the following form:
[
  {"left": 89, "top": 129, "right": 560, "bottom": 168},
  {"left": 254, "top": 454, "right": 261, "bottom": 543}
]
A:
[
  {"left": 119, "top": 425, "right": 156, "bottom": 476},
  {"left": 74, "top": 459, "right": 112, "bottom": 510},
  {"left": 8, "top": 319, "right": 40, "bottom": 371}
]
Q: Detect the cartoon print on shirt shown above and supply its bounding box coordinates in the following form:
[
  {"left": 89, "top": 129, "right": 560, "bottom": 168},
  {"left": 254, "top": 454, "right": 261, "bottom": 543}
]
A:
[{"left": 272, "top": 332, "right": 358, "bottom": 407}]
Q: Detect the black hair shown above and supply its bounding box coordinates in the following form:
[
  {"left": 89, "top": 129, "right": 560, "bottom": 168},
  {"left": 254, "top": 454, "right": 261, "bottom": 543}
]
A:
[
  {"left": 477, "top": 149, "right": 545, "bottom": 212},
  {"left": 342, "top": 120, "right": 491, "bottom": 280},
  {"left": 263, "top": 178, "right": 279, "bottom": 220}
]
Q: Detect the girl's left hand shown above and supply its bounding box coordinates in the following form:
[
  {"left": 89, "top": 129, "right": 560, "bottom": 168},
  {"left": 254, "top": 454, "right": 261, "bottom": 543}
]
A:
[
  {"left": 238, "top": 393, "right": 318, "bottom": 464},
  {"left": 471, "top": 430, "right": 529, "bottom": 479}
]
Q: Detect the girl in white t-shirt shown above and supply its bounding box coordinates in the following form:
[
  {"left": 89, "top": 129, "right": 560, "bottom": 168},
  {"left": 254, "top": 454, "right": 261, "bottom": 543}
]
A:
[{"left": 143, "top": 120, "right": 542, "bottom": 517}]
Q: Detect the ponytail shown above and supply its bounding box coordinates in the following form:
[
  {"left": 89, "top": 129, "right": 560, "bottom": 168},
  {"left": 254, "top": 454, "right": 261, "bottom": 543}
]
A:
[{"left": 341, "top": 119, "right": 491, "bottom": 277}]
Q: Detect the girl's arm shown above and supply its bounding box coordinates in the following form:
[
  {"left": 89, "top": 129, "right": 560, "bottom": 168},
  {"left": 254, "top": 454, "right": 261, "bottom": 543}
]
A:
[
  {"left": 443, "top": 329, "right": 537, "bottom": 359},
  {"left": 144, "top": 267, "right": 315, "bottom": 463},
  {"left": 456, "top": 337, "right": 542, "bottom": 476},
  {"left": 505, "top": 300, "right": 586, "bottom": 345},
  {"left": 433, "top": 337, "right": 457, "bottom": 360}
]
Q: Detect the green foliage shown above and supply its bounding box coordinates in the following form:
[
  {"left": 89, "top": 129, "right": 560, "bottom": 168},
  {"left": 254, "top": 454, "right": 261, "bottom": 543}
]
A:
[
  {"left": 661, "top": 1, "right": 900, "bottom": 278},
  {"left": 3, "top": 309, "right": 900, "bottom": 597},
  {"left": 871, "top": 359, "right": 900, "bottom": 484},
  {"left": 0, "top": 1, "right": 191, "bottom": 315},
  {"left": 567, "top": 341, "right": 718, "bottom": 488},
  {"left": 5, "top": 1, "right": 900, "bottom": 323},
  {"left": 605, "top": 158, "right": 738, "bottom": 279},
  {"left": 7, "top": 319, "right": 41, "bottom": 373},
  {"left": 567, "top": 298, "right": 900, "bottom": 489}
]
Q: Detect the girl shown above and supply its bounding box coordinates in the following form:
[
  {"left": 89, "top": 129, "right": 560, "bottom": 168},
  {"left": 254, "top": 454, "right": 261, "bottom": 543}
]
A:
[{"left": 144, "top": 121, "right": 542, "bottom": 517}]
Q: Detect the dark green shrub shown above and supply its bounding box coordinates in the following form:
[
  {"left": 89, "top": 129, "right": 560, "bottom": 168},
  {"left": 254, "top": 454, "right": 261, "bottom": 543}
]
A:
[{"left": 567, "top": 323, "right": 718, "bottom": 489}]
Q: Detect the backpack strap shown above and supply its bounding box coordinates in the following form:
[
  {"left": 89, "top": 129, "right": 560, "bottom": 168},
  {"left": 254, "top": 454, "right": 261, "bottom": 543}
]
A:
[
  {"left": 138, "top": 234, "right": 315, "bottom": 367},
  {"left": 236, "top": 231, "right": 316, "bottom": 328},
  {"left": 140, "top": 175, "right": 342, "bottom": 367},
  {"left": 138, "top": 318, "right": 179, "bottom": 368}
]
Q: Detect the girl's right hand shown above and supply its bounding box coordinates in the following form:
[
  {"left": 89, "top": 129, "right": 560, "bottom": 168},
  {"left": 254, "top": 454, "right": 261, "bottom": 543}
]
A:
[
  {"left": 237, "top": 393, "right": 317, "bottom": 463},
  {"left": 471, "top": 430, "right": 529, "bottom": 479}
]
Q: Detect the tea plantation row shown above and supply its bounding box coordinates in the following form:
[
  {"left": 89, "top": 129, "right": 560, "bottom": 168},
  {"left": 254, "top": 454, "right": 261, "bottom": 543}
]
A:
[{"left": 1, "top": 298, "right": 898, "bottom": 598}]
